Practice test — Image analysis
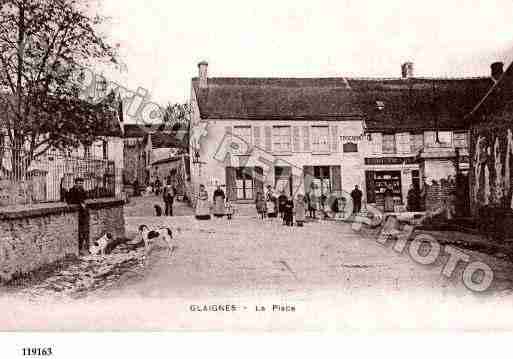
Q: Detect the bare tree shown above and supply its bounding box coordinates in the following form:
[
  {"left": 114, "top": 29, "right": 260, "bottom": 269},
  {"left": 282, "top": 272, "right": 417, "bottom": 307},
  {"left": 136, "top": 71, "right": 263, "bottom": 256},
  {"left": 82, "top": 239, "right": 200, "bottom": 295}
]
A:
[{"left": 0, "top": 0, "right": 119, "bottom": 170}]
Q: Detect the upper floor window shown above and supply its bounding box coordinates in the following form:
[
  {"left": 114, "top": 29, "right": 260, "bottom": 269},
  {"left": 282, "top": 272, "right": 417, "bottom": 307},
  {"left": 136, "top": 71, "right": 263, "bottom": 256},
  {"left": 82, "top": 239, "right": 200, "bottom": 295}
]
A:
[
  {"left": 273, "top": 126, "right": 291, "bottom": 152},
  {"left": 382, "top": 134, "right": 396, "bottom": 154},
  {"left": 411, "top": 133, "right": 424, "bottom": 152},
  {"left": 454, "top": 132, "right": 468, "bottom": 149},
  {"left": 425, "top": 131, "right": 452, "bottom": 147},
  {"left": 232, "top": 125, "right": 252, "bottom": 154},
  {"left": 343, "top": 142, "right": 358, "bottom": 153},
  {"left": 396, "top": 133, "right": 410, "bottom": 153},
  {"left": 311, "top": 126, "right": 330, "bottom": 152}
]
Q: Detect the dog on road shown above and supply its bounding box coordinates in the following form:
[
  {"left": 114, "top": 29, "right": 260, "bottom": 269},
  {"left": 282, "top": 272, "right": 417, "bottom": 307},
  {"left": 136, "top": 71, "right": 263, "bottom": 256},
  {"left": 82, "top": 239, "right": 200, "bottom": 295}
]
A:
[{"left": 138, "top": 224, "right": 174, "bottom": 255}]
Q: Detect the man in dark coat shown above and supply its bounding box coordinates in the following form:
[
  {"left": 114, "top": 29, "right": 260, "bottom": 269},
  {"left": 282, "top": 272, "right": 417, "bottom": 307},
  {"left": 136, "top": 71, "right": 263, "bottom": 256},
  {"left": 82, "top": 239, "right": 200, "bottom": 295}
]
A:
[
  {"left": 351, "top": 185, "right": 363, "bottom": 214},
  {"left": 278, "top": 191, "right": 288, "bottom": 218},
  {"left": 66, "top": 178, "right": 89, "bottom": 253},
  {"left": 163, "top": 181, "right": 175, "bottom": 216}
]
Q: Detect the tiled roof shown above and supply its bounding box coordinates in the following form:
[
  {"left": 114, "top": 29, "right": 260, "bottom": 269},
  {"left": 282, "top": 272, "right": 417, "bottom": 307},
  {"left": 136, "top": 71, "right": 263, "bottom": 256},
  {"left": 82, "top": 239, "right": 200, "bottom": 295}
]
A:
[
  {"left": 192, "top": 76, "right": 493, "bottom": 131},
  {"left": 348, "top": 77, "right": 493, "bottom": 132},
  {"left": 149, "top": 130, "right": 188, "bottom": 149},
  {"left": 192, "top": 77, "right": 362, "bottom": 120}
]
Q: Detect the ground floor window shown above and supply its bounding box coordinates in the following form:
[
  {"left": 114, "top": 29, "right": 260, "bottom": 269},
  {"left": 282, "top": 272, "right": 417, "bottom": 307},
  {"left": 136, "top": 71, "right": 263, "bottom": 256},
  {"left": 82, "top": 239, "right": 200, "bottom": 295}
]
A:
[
  {"left": 235, "top": 167, "right": 254, "bottom": 200},
  {"left": 365, "top": 170, "right": 402, "bottom": 206},
  {"left": 226, "top": 166, "right": 263, "bottom": 201}
]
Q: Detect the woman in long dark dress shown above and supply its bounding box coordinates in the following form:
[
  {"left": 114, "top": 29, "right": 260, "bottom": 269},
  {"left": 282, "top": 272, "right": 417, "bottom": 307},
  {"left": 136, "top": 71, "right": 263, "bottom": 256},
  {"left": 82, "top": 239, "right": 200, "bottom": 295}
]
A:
[
  {"left": 278, "top": 191, "right": 287, "bottom": 218},
  {"left": 212, "top": 185, "right": 225, "bottom": 218},
  {"left": 384, "top": 185, "right": 394, "bottom": 213},
  {"left": 283, "top": 196, "right": 294, "bottom": 226}
]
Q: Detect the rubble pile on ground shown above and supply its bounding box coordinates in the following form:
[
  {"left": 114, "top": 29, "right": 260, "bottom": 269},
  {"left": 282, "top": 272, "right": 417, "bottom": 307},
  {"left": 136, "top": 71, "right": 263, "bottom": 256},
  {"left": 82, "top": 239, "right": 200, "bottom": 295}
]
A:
[{"left": 15, "top": 245, "right": 147, "bottom": 301}]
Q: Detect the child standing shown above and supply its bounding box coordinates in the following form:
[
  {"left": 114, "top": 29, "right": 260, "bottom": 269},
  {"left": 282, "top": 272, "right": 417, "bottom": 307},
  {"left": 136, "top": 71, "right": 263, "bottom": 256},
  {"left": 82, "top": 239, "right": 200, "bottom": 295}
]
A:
[
  {"left": 225, "top": 199, "right": 234, "bottom": 220},
  {"left": 294, "top": 194, "right": 306, "bottom": 227},
  {"left": 255, "top": 191, "right": 266, "bottom": 220}
]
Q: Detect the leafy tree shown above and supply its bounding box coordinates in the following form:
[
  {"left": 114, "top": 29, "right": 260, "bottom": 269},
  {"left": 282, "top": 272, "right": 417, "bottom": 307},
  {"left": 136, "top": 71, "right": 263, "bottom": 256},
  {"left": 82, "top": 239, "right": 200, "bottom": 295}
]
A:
[{"left": 0, "top": 0, "right": 119, "bottom": 165}]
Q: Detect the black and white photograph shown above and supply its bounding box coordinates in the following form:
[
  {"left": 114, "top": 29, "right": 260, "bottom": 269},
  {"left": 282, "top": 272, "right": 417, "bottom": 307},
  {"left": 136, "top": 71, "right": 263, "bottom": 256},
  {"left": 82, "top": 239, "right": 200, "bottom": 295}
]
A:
[{"left": 1, "top": 0, "right": 513, "bottom": 355}]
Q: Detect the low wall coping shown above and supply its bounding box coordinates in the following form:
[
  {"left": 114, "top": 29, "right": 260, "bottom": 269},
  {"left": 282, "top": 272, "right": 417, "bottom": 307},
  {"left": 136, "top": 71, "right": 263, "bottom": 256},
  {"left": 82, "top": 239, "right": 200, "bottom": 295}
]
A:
[
  {"left": 85, "top": 197, "right": 125, "bottom": 210},
  {"left": 0, "top": 202, "right": 79, "bottom": 220},
  {"left": 0, "top": 197, "right": 124, "bottom": 220}
]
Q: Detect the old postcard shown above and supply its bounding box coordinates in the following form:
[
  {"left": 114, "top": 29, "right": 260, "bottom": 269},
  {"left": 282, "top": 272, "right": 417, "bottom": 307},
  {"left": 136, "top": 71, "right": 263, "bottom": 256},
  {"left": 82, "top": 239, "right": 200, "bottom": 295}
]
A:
[{"left": 1, "top": 0, "right": 513, "bottom": 352}]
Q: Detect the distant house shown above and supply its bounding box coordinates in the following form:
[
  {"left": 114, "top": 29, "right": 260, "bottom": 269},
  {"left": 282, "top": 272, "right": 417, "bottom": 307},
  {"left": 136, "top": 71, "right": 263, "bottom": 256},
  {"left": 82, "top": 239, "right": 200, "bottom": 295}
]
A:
[
  {"left": 143, "top": 129, "right": 188, "bottom": 184},
  {"left": 0, "top": 95, "right": 124, "bottom": 205}
]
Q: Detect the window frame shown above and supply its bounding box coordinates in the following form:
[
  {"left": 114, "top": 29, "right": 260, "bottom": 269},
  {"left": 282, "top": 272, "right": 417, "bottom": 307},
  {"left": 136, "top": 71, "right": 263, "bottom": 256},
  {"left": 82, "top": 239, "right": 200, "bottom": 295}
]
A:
[
  {"left": 272, "top": 125, "right": 292, "bottom": 153},
  {"left": 311, "top": 125, "right": 330, "bottom": 153},
  {"left": 382, "top": 133, "right": 396, "bottom": 154}
]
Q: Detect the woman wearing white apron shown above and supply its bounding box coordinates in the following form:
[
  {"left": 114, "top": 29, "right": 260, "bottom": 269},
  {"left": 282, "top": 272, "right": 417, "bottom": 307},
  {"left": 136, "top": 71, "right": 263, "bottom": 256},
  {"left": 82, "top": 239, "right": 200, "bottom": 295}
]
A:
[
  {"left": 265, "top": 185, "right": 277, "bottom": 218},
  {"left": 195, "top": 184, "right": 211, "bottom": 220}
]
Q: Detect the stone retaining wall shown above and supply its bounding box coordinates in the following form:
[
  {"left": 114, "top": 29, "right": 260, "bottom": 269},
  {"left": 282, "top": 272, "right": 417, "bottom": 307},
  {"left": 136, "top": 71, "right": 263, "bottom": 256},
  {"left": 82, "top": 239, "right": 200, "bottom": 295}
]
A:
[
  {"left": 87, "top": 198, "right": 125, "bottom": 245},
  {"left": 0, "top": 198, "right": 124, "bottom": 282}
]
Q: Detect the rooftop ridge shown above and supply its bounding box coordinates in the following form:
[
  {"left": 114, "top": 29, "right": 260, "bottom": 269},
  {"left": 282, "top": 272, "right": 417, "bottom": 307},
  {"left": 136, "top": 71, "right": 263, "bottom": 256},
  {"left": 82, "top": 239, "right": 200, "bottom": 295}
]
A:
[{"left": 192, "top": 75, "right": 491, "bottom": 81}]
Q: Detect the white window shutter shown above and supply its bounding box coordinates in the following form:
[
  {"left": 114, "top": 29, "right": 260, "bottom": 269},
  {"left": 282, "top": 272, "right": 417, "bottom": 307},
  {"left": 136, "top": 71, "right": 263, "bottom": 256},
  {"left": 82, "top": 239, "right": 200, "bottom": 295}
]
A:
[
  {"left": 372, "top": 133, "right": 382, "bottom": 154},
  {"left": 303, "top": 126, "right": 310, "bottom": 152},
  {"left": 264, "top": 126, "right": 272, "bottom": 152},
  {"left": 330, "top": 125, "right": 339, "bottom": 152},
  {"left": 293, "top": 126, "right": 301, "bottom": 152},
  {"left": 253, "top": 126, "right": 261, "bottom": 148}
]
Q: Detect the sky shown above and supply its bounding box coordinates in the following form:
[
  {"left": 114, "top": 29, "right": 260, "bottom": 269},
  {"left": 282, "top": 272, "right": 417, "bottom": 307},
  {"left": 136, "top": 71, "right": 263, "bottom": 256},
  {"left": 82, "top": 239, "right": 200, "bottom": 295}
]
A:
[{"left": 96, "top": 0, "right": 513, "bottom": 111}]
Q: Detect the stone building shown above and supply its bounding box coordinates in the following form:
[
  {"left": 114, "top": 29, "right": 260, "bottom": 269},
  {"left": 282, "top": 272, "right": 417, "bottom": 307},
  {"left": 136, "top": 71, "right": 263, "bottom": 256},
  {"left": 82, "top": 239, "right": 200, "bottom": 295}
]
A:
[
  {"left": 189, "top": 62, "right": 365, "bottom": 203},
  {"left": 354, "top": 67, "right": 492, "bottom": 212},
  {"left": 189, "top": 61, "right": 495, "bottom": 213},
  {"left": 467, "top": 61, "right": 513, "bottom": 215}
]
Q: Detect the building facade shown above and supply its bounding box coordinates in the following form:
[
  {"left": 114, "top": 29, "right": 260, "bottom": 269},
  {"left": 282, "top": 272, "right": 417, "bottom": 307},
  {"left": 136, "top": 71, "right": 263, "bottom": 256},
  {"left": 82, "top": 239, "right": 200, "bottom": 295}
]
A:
[{"left": 190, "top": 61, "right": 497, "bottom": 212}]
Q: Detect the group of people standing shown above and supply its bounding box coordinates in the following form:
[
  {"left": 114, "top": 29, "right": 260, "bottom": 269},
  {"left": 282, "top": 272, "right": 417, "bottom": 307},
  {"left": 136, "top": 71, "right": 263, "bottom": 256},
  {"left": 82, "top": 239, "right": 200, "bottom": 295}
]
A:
[
  {"left": 194, "top": 183, "right": 365, "bottom": 224},
  {"left": 195, "top": 184, "right": 234, "bottom": 220},
  {"left": 255, "top": 186, "right": 306, "bottom": 226}
]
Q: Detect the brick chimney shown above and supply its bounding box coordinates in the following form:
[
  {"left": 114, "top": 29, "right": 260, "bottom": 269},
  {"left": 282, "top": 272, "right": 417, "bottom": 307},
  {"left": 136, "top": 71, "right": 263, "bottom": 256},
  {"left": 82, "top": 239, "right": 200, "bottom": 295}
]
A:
[
  {"left": 198, "top": 61, "right": 208, "bottom": 88},
  {"left": 491, "top": 62, "right": 504, "bottom": 83},
  {"left": 401, "top": 62, "right": 414, "bottom": 79}
]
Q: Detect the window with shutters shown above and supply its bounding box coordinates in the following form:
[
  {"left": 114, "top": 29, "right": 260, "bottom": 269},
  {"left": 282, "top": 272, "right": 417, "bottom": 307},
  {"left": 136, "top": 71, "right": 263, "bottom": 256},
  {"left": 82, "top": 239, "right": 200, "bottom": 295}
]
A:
[
  {"left": 232, "top": 126, "right": 251, "bottom": 154},
  {"left": 425, "top": 131, "right": 452, "bottom": 147},
  {"left": 371, "top": 133, "right": 382, "bottom": 154},
  {"left": 382, "top": 134, "right": 396, "bottom": 154},
  {"left": 411, "top": 133, "right": 424, "bottom": 152},
  {"left": 438, "top": 131, "right": 452, "bottom": 147},
  {"left": 396, "top": 133, "right": 410, "bottom": 153},
  {"left": 272, "top": 126, "right": 291, "bottom": 152},
  {"left": 311, "top": 126, "right": 330, "bottom": 152},
  {"left": 453, "top": 131, "right": 468, "bottom": 149}
]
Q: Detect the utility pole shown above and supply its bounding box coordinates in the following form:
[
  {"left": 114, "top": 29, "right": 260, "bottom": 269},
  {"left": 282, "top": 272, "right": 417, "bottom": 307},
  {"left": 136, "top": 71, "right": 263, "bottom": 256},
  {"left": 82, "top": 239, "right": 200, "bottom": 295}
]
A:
[{"left": 433, "top": 80, "right": 440, "bottom": 144}]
